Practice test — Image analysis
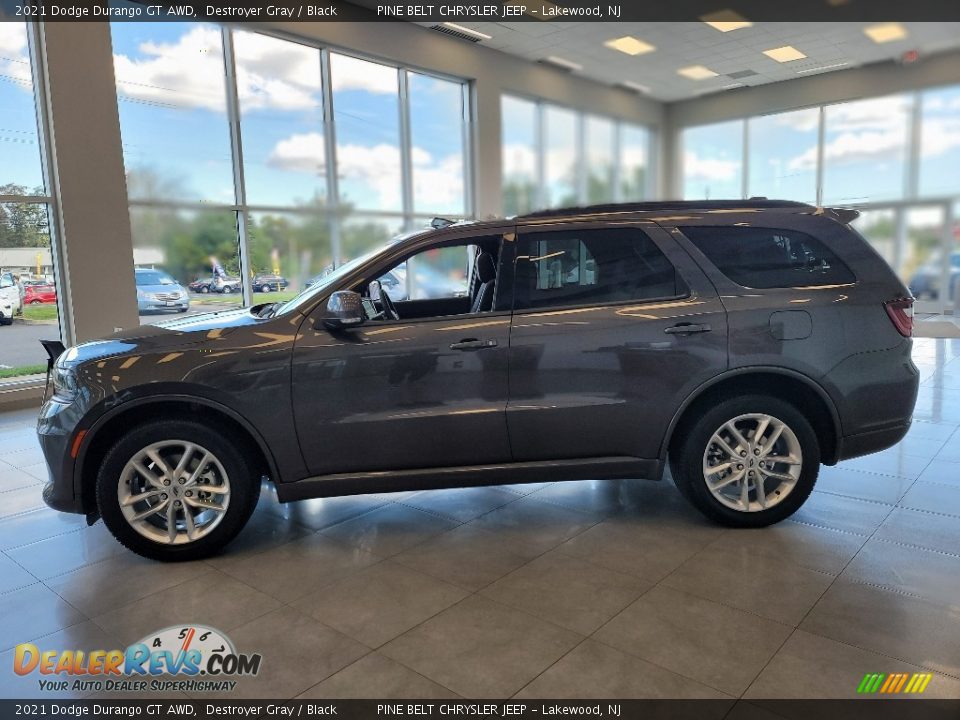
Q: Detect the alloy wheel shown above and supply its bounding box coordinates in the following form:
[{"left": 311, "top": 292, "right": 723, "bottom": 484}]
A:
[
  {"left": 701, "top": 413, "right": 802, "bottom": 512},
  {"left": 118, "top": 440, "right": 231, "bottom": 545}
]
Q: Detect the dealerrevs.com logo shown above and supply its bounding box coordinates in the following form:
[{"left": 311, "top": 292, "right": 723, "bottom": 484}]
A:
[{"left": 13, "top": 625, "right": 262, "bottom": 694}]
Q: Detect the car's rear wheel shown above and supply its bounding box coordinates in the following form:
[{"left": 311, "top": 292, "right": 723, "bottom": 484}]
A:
[
  {"left": 96, "top": 419, "right": 259, "bottom": 561},
  {"left": 669, "top": 395, "right": 819, "bottom": 527}
]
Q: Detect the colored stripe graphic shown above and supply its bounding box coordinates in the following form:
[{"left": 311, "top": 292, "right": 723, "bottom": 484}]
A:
[{"left": 857, "top": 672, "right": 932, "bottom": 694}]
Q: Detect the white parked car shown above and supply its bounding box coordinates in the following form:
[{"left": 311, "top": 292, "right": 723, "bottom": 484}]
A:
[{"left": 0, "top": 272, "right": 22, "bottom": 321}]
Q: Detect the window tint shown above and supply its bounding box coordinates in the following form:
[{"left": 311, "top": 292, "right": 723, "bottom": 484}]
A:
[
  {"left": 682, "top": 226, "right": 855, "bottom": 288},
  {"left": 514, "top": 228, "right": 679, "bottom": 310}
]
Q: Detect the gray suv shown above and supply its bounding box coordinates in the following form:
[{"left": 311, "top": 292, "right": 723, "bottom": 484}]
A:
[{"left": 37, "top": 201, "right": 919, "bottom": 561}]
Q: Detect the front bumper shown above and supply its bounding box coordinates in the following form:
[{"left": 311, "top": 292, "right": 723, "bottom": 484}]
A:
[
  {"left": 138, "top": 299, "right": 189, "bottom": 312},
  {"left": 37, "top": 397, "right": 87, "bottom": 515}
]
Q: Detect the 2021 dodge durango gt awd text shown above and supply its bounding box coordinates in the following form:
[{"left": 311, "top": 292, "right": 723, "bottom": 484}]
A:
[{"left": 37, "top": 201, "right": 920, "bottom": 561}]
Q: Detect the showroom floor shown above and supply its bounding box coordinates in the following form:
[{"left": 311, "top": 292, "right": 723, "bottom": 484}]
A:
[{"left": 1, "top": 338, "right": 960, "bottom": 702}]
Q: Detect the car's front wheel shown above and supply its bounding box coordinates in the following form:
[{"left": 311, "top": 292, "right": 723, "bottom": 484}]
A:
[
  {"left": 96, "top": 419, "right": 259, "bottom": 561},
  {"left": 669, "top": 395, "right": 819, "bottom": 527}
]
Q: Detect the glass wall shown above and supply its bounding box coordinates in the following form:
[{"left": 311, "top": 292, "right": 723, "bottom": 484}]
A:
[
  {"left": 501, "top": 94, "right": 653, "bottom": 214},
  {"left": 681, "top": 85, "right": 960, "bottom": 313},
  {"left": 0, "top": 19, "right": 63, "bottom": 379},
  {"left": 110, "top": 23, "right": 472, "bottom": 323}
]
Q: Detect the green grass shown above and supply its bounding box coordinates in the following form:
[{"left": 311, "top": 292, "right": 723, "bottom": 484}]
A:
[
  {"left": 0, "top": 363, "right": 46, "bottom": 379},
  {"left": 22, "top": 305, "right": 59, "bottom": 322}
]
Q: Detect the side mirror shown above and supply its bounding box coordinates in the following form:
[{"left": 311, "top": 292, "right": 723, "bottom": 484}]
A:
[{"left": 323, "top": 290, "right": 364, "bottom": 329}]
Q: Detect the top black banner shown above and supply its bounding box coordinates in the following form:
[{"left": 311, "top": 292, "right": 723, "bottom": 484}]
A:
[{"left": 3, "top": 0, "right": 960, "bottom": 22}]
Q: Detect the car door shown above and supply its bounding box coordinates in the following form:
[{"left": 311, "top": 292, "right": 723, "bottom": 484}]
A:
[
  {"left": 291, "top": 231, "right": 514, "bottom": 478},
  {"left": 505, "top": 220, "right": 728, "bottom": 464}
]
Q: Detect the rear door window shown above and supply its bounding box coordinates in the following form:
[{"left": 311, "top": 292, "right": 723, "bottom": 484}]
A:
[{"left": 681, "top": 226, "right": 855, "bottom": 289}]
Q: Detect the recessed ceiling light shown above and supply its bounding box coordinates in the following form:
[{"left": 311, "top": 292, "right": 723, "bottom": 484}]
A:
[
  {"left": 796, "top": 62, "right": 851, "bottom": 74},
  {"left": 621, "top": 80, "right": 651, "bottom": 94},
  {"left": 440, "top": 23, "right": 492, "bottom": 41},
  {"left": 542, "top": 56, "right": 583, "bottom": 72},
  {"left": 604, "top": 36, "right": 656, "bottom": 56},
  {"left": 864, "top": 22, "right": 908, "bottom": 44},
  {"left": 701, "top": 10, "right": 753, "bottom": 32},
  {"left": 677, "top": 65, "right": 719, "bottom": 80},
  {"left": 763, "top": 45, "right": 808, "bottom": 63}
]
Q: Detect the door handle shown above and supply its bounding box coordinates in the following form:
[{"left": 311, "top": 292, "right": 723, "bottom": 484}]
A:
[
  {"left": 664, "top": 323, "right": 712, "bottom": 335},
  {"left": 450, "top": 338, "right": 498, "bottom": 351}
]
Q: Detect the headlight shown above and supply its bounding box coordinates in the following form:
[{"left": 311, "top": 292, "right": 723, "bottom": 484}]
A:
[{"left": 51, "top": 362, "right": 79, "bottom": 402}]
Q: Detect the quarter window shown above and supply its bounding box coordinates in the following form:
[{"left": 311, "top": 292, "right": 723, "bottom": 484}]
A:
[
  {"left": 514, "top": 228, "right": 680, "bottom": 310},
  {"left": 682, "top": 226, "right": 855, "bottom": 288}
]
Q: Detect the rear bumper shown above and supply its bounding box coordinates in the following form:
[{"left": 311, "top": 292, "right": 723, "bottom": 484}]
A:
[{"left": 836, "top": 419, "right": 911, "bottom": 462}]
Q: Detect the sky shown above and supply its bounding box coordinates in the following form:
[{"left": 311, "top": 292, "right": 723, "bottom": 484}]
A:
[{"left": 1, "top": 20, "right": 959, "bottom": 214}]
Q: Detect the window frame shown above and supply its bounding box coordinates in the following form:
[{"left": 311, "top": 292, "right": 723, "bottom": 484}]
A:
[{"left": 509, "top": 221, "right": 690, "bottom": 314}]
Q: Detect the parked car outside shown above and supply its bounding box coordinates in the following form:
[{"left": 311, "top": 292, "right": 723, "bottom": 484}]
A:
[
  {"left": 253, "top": 274, "right": 289, "bottom": 293},
  {"left": 0, "top": 295, "right": 12, "bottom": 325},
  {"left": 213, "top": 276, "right": 242, "bottom": 294},
  {"left": 38, "top": 200, "right": 919, "bottom": 561},
  {"left": 135, "top": 268, "right": 189, "bottom": 314},
  {"left": 0, "top": 271, "right": 23, "bottom": 317},
  {"left": 909, "top": 251, "right": 960, "bottom": 301},
  {"left": 188, "top": 277, "right": 215, "bottom": 294},
  {"left": 24, "top": 283, "right": 57, "bottom": 305}
]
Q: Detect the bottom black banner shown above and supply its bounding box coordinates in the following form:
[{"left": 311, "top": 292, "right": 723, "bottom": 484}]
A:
[{"left": 2, "top": 699, "right": 960, "bottom": 720}]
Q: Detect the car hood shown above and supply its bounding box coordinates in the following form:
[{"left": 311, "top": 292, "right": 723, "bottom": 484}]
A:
[
  {"left": 62, "top": 306, "right": 265, "bottom": 366},
  {"left": 137, "top": 283, "right": 185, "bottom": 294}
]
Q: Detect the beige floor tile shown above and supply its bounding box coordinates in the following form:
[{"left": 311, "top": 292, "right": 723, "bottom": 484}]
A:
[
  {"left": 873, "top": 507, "right": 960, "bottom": 556},
  {"left": 468, "top": 498, "right": 599, "bottom": 559},
  {"left": 0, "top": 464, "right": 43, "bottom": 493},
  {"left": 46, "top": 552, "right": 209, "bottom": 616},
  {"left": 746, "top": 629, "right": 960, "bottom": 700},
  {"left": 321, "top": 504, "right": 458, "bottom": 558},
  {"left": 558, "top": 520, "right": 703, "bottom": 583},
  {"left": 262, "top": 494, "right": 391, "bottom": 531},
  {"left": 393, "top": 524, "right": 532, "bottom": 591},
  {"left": 299, "top": 652, "right": 458, "bottom": 699},
  {"left": 792, "top": 492, "right": 892, "bottom": 536},
  {"left": 900, "top": 480, "right": 960, "bottom": 517},
  {"left": 0, "top": 485, "right": 46, "bottom": 519},
  {"left": 838, "top": 450, "right": 932, "bottom": 480},
  {"left": 0, "top": 552, "right": 37, "bottom": 593},
  {"left": 0, "top": 620, "right": 119, "bottom": 699},
  {"left": 380, "top": 595, "right": 582, "bottom": 698},
  {"left": 815, "top": 466, "right": 915, "bottom": 505},
  {"left": 840, "top": 538, "right": 960, "bottom": 608},
  {"left": 400, "top": 486, "right": 517, "bottom": 523},
  {"left": 594, "top": 585, "right": 793, "bottom": 696},
  {"left": 515, "top": 638, "right": 732, "bottom": 701},
  {"left": 205, "top": 606, "right": 367, "bottom": 699},
  {"left": 800, "top": 579, "right": 960, "bottom": 678},
  {"left": 92, "top": 569, "right": 281, "bottom": 645},
  {"left": 705, "top": 521, "right": 867, "bottom": 575},
  {"left": 217, "top": 532, "right": 379, "bottom": 601},
  {"left": 292, "top": 560, "right": 468, "bottom": 648},
  {"left": 480, "top": 550, "right": 649, "bottom": 635},
  {"left": 204, "top": 510, "right": 313, "bottom": 572},
  {"left": 0, "top": 583, "right": 85, "bottom": 652},
  {"left": 6, "top": 523, "right": 125, "bottom": 580},
  {"left": 0, "top": 507, "right": 88, "bottom": 550},
  {"left": 526, "top": 479, "right": 651, "bottom": 516},
  {"left": 917, "top": 458, "right": 960, "bottom": 485},
  {"left": 662, "top": 544, "right": 834, "bottom": 626}
]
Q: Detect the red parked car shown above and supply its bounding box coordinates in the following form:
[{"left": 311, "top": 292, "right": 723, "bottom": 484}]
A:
[{"left": 24, "top": 284, "right": 57, "bottom": 304}]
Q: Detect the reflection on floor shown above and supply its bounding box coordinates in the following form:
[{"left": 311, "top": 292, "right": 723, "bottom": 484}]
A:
[
  {"left": 916, "top": 314, "right": 960, "bottom": 338},
  {"left": 1, "top": 338, "right": 959, "bottom": 701}
]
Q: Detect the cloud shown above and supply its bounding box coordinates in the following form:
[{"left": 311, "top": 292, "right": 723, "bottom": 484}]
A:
[
  {"left": 113, "top": 26, "right": 228, "bottom": 112},
  {"left": 113, "top": 27, "right": 400, "bottom": 114},
  {"left": 268, "top": 133, "right": 463, "bottom": 209},
  {"left": 0, "top": 22, "right": 33, "bottom": 90},
  {"left": 684, "top": 151, "right": 739, "bottom": 183}
]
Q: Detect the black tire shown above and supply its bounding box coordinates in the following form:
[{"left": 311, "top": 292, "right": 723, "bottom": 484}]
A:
[
  {"left": 669, "top": 395, "right": 819, "bottom": 528},
  {"left": 96, "top": 419, "right": 259, "bottom": 561},
  {"left": 200, "top": 287, "right": 210, "bottom": 294}
]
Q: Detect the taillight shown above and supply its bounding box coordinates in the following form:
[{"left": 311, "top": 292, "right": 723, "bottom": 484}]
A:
[{"left": 884, "top": 297, "right": 914, "bottom": 337}]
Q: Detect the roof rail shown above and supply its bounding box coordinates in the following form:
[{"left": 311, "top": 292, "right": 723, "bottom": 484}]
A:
[{"left": 518, "top": 199, "right": 813, "bottom": 219}]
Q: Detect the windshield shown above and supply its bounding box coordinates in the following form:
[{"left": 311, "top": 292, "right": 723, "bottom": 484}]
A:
[
  {"left": 275, "top": 244, "right": 394, "bottom": 316},
  {"left": 136, "top": 270, "right": 176, "bottom": 286}
]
